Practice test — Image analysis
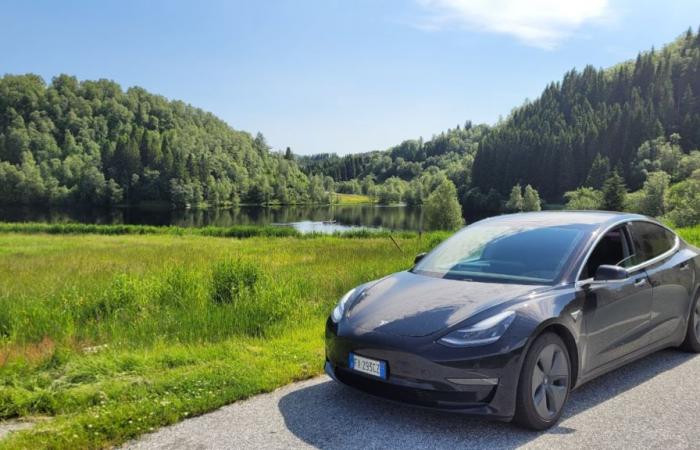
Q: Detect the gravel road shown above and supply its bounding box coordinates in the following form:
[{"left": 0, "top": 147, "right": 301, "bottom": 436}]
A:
[{"left": 127, "top": 349, "right": 699, "bottom": 449}]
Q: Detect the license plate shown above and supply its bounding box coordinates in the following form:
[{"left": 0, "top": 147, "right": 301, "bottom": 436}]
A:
[{"left": 349, "top": 353, "right": 387, "bottom": 379}]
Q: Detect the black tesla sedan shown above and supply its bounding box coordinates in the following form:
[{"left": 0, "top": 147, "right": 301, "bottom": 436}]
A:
[{"left": 325, "top": 211, "right": 700, "bottom": 430}]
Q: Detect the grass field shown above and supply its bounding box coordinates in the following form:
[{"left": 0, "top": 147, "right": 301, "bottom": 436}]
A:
[{"left": 0, "top": 229, "right": 445, "bottom": 449}]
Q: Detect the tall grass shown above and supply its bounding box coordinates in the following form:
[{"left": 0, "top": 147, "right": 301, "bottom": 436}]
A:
[
  {"left": 0, "top": 232, "right": 440, "bottom": 449},
  {"left": 0, "top": 222, "right": 442, "bottom": 241},
  {"left": 678, "top": 226, "right": 700, "bottom": 246},
  {"left": 0, "top": 222, "right": 299, "bottom": 238}
]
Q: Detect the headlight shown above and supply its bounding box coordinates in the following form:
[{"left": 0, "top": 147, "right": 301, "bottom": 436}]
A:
[
  {"left": 331, "top": 288, "right": 356, "bottom": 323},
  {"left": 438, "top": 311, "right": 516, "bottom": 347}
]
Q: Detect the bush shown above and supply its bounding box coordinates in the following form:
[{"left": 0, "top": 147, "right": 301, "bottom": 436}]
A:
[
  {"left": 624, "top": 190, "right": 644, "bottom": 213},
  {"left": 665, "top": 179, "right": 700, "bottom": 227},
  {"left": 639, "top": 171, "right": 670, "bottom": 216},
  {"left": 522, "top": 184, "right": 542, "bottom": 211},
  {"left": 423, "top": 179, "right": 464, "bottom": 231},
  {"left": 564, "top": 187, "right": 603, "bottom": 210},
  {"left": 505, "top": 184, "right": 523, "bottom": 212},
  {"left": 210, "top": 259, "right": 261, "bottom": 305}
]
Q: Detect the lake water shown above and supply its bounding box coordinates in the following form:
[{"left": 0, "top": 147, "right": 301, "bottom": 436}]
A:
[{"left": 0, "top": 204, "right": 434, "bottom": 233}]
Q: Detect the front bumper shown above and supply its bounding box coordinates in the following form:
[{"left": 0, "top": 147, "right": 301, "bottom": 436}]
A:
[{"left": 325, "top": 319, "right": 527, "bottom": 420}]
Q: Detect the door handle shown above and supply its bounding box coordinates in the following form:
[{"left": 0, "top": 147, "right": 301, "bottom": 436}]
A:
[
  {"left": 679, "top": 261, "right": 690, "bottom": 271},
  {"left": 634, "top": 277, "right": 647, "bottom": 287}
]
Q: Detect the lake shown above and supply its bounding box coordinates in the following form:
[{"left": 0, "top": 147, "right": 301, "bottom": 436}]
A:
[{"left": 0, "top": 204, "right": 437, "bottom": 233}]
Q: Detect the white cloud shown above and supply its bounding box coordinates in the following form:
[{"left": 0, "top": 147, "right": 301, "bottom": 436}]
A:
[{"left": 417, "top": 0, "right": 612, "bottom": 49}]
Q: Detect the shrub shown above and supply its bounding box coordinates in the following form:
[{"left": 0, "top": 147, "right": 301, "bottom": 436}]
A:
[
  {"left": 423, "top": 179, "right": 464, "bottom": 231},
  {"left": 564, "top": 187, "right": 603, "bottom": 210},
  {"left": 210, "top": 259, "right": 261, "bottom": 305},
  {"left": 665, "top": 179, "right": 700, "bottom": 227},
  {"left": 505, "top": 184, "right": 523, "bottom": 212},
  {"left": 624, "top": 190, "right": 644, "bottom": 213},
  {"left": 639, "top": 171, "right": 670, "bottom": 216}
]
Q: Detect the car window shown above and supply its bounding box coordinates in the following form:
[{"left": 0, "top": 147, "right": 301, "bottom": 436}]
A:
[
  {"left": 627, "top": 221, "right": 676, "bottom": 266},
  {"left": 580, "top": 227, "right": 630, "bottom": 280},
  {"left": 413, "top": 223, "right": 586, "bottom": 284}
]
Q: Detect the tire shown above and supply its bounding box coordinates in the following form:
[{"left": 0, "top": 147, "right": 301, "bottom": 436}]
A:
[
  {"left": 513, "top": 332, "right": 571, "bottom": 430},
  {"left": 681, "top": 292, "right": 700, "bottom": 353}
]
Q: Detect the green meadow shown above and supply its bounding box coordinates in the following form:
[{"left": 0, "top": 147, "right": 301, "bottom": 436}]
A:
[
  {"left": 0, "top": 228, "right": 446, "bottom": 449},
  {"left": 332, "top": 193, "right": 375, "bottom": 204}
]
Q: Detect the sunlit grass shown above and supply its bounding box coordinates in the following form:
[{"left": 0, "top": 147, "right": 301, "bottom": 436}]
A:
[
  {"left": 0, "top": 231, "right": 440, "bottom": 449},
  {"left": 678, "top": 226, "right": 700, "bottom": 247},
  {"left": 333, "top": 193, "right": 374, "bottom": 204}
]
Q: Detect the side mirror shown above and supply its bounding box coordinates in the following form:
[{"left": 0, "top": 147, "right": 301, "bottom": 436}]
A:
[
  {"left": 594, "top": 264, "right": 629, "bottom": 281},
  {"left": 414, "top": 253, "right": 427, "bottom": 265}
]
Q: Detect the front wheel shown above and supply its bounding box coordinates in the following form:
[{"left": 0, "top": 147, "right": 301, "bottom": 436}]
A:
[
  {"left": 513, "top": 332, "right": 571, "bottom": 430},
  {"left": 681, "top": 292, "right": 700, "bottom": 353}
]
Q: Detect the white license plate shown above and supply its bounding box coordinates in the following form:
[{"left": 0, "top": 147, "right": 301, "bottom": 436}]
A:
[{"left": 349, "top": 353, "right": 387, "bottom": 379}]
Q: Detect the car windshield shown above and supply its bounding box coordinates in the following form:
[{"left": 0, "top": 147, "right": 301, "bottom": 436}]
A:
[{"left": 413, "top": 222, "right": 587, "bottom": 284}]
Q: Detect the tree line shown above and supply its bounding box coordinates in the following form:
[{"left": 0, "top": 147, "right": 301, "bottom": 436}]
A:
[
  {"left": 300, "top": 28, "right": 700, "bottom": 227},
  {"left": 0, "top": 74, "right": 329, "bottom": 208}
]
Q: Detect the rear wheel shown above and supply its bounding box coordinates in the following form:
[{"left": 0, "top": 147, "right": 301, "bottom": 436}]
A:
[
  {"left": 681, "top": 292, "right": 700, "bottom": 353},
  {"left": 513, "top": 332, "right": 571, "bottom": 430}
]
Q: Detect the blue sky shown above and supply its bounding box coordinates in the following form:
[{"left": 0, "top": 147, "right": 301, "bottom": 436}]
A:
[{"left": 2, "top": 0, "right": 699, "bottom": 154}]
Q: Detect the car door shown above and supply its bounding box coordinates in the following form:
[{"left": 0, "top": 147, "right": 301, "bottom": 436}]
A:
[
  {"left": 580, "top": 225, "right": 653, "bottom": 371},
  {"left": 627, "top": 221, "right": 695, "bottom": 344}
]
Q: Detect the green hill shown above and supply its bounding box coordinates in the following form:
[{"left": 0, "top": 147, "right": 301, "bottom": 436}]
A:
[
  {"left": 0, "top": 74, "right": 326, "bottom": 207},
  {"left": 473, "top": 28, "right": 700, "bottom": 200},
  {"left": 301, "top": 28, "right": 700, "bottom": 208}
]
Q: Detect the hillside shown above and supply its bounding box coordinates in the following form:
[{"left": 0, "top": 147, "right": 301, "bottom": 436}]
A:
[
  {"left": 473, "top": 28, "right": 700, "bottom": 200},
  {"left": 301, "top": 28, "right": 700, "bottom": 207},
  {"left": 0, "top": 75, "right": 325, "bottom": 207}
]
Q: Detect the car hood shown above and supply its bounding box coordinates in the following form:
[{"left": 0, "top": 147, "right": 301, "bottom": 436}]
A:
[{"left": 345, "top": 271, "right": 545, "bottom": 337}]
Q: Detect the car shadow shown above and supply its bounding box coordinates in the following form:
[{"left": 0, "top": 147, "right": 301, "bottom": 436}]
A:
[{"left": 277, "top": 349, "right": 697, "bottom": 449}]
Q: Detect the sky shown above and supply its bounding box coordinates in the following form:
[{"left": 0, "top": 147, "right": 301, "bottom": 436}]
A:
[{"left": 2, "top": 0, "right": 699, "bottom": 155}]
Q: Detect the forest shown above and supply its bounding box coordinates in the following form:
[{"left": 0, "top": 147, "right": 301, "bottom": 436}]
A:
[
  {"left": 300, "top": 28, "right": 700, "bottom": 225},
  {"left": 0, "top": 75, "right": 329, "bottom": 208}
]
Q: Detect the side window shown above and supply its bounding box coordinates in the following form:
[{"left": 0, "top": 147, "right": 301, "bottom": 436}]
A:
[
  {"left": 580, "top": 227, "right": 630, "bottom": 280},
  {"left": 627, "top": 222, "right": 676, "bottom": 265}
]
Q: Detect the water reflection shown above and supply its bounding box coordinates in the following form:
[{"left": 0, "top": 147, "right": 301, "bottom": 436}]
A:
[{"left": 0, "top": 204, "right": 428, "bottom": 231}]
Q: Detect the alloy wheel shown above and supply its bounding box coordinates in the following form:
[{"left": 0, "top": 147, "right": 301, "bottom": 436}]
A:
[{"left": 531, "top": 343, "right": 569, "bottom": 420}]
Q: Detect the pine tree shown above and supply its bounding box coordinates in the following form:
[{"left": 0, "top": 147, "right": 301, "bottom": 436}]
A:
[
  {"left": 585, "top": 154, "right": 611, "bottom": 189},
  {"left": 602, "top": 170, "right": 627, "bottom": 211}
]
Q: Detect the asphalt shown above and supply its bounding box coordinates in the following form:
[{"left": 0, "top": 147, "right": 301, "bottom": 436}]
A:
[{"left": 127, "top": 349, "right": 700, "bottom": 449}]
